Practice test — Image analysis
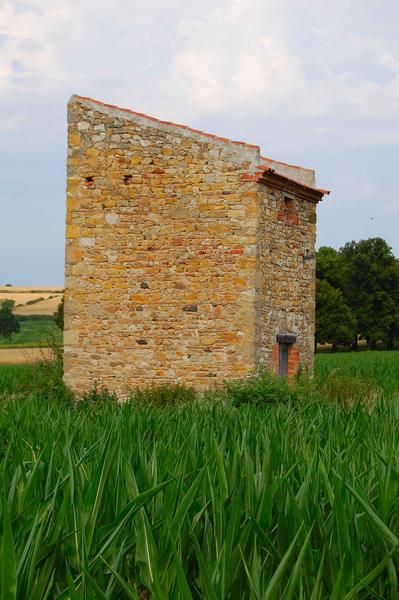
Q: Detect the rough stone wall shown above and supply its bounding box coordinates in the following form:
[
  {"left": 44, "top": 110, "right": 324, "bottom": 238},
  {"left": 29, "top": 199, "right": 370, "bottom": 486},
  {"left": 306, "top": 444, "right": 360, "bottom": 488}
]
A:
[
  {"left": 65, "top": 96, "right": 262, "bottom": 395},
  {"left": 255, "top": 175, "right": 319, "bottom": 376}
]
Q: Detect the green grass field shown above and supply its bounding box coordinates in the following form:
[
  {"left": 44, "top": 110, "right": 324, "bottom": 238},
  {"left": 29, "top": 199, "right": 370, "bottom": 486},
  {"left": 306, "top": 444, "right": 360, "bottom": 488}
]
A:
[
  {"left": 1, "top": 352, "right": 399, "bottom": 598},
  {"left": 315, "top": 350, "right": 399, "bottom": 398},
  {"left": 0, "top": 316, "right": 61, "bottom": 348}
]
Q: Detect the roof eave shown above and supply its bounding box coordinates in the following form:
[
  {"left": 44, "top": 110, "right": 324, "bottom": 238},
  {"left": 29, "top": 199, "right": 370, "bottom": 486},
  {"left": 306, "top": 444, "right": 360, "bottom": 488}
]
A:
[{"left": 258, "top": 167, "right": 330, "bottom": 200}]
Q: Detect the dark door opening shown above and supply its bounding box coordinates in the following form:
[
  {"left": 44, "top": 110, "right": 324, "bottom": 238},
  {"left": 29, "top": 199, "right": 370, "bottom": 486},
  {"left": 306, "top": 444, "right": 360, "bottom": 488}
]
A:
[
  {"left": 279, "top": 343, "right": 289, "bottom": 377},
  {"left": 276, "top": 333, "right": 297, "bottom": 378}
]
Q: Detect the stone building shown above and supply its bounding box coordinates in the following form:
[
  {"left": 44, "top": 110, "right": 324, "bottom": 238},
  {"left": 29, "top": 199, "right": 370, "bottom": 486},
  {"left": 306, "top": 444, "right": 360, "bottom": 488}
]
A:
[{"left": 64, "top": 94, "right": 329, "bottom": 395}]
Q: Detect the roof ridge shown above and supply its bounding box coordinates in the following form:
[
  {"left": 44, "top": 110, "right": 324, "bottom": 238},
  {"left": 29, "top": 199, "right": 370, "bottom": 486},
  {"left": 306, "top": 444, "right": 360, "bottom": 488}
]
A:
[
  {"left": 260, "top": 155, "right": 314, "bottom": 173},
  {"left": 71, "top": 94, "right": 260, "bottom": 152}
]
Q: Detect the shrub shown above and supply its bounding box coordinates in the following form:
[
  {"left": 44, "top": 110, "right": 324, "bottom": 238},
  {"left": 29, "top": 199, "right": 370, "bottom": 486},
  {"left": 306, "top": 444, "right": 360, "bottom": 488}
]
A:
[
  {"left": 225, "top": 371, "right": 301, "bottom": 407},
  {"left": 25, "top": 296, "right": 45, "bottom": 305},
  {"left": 54, "top": 296, "right": 64, "bottom": 329},
  {"left": 0, "top": 299, "right": 20, "bottom": 339},
  {"left": 0, "top": 342, "right": 73, "bottom": 403},
  {"left": 81, "top": 384, "right": 118, "bottom": 403},
  {"left": 320, "top": 369, "right": 380, "bottom": 408}
]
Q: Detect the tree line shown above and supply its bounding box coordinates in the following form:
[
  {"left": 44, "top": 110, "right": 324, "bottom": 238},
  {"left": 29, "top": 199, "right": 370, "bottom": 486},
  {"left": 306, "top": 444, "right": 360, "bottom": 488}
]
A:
[{"left": 316, "top": 237, "right": 399, "bottom": 350}]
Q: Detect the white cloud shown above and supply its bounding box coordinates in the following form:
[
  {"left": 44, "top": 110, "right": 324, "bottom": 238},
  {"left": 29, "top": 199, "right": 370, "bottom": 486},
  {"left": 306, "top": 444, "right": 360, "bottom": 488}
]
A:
[
  {"left": 378, "top": 50, "right": 399, "bottom": 71},
  {"left": 231, "top": 36, "right": 304, "bottom": 104},
  {"left": 0, "top": 0, "right": 398, "bottom": 125},
  {"left": 0, "top": 3, "right": 69, "bottom": 102},
  {"left": 169, "top": 48, "right": 226, "bottom": 113}
]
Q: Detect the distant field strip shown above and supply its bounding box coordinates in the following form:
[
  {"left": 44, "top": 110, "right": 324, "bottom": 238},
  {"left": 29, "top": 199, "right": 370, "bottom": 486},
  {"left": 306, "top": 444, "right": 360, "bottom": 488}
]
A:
[
  {"left": 0, "top": 347, "right": 53, "bottom": 364},
  {"left": 0, "top": 316, "right": 61, "bottom": 350}
]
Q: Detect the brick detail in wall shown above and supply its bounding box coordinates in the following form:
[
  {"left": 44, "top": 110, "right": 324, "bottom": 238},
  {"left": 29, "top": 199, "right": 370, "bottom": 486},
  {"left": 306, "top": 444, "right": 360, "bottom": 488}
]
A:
[
  {"left": 271, "top": 344, "right": 300, "bottom": 379},
  {"left": 287, "top": 345, "right": 299, "bottom": 378},
  {"left": 277, "top": 197, "right": 299, "bottom": 226}
]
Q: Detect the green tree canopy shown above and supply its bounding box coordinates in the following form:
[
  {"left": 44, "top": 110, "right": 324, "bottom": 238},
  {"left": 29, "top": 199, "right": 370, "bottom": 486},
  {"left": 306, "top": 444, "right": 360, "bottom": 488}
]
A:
[
  {"left": 315, "top": 279, "right": 357, "bottom": 348},
  {"left": 340, "top": 238, "right": 399, "bottom": 347},
  {"left": 0, "top": 299, "right": 20, "bottom": 340},
  {"left": 316, "top": 246, "right": 346, "bottom": 289}
]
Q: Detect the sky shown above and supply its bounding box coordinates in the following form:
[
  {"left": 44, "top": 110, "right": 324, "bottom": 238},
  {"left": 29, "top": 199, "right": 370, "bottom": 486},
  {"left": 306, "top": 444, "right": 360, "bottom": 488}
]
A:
[{"left": 1, "top": 0, "right": 398, "bottom": 286}]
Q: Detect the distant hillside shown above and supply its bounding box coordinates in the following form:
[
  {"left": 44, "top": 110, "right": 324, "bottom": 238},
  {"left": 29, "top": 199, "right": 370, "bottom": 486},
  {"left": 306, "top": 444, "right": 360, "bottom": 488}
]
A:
[{"left": 0, "top": 286, "right": 63, "bottom": 316}]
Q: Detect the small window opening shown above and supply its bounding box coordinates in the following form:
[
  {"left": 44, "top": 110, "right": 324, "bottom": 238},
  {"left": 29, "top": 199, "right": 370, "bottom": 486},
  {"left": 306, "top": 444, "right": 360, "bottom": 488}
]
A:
[
  {"left": 123, "top": 174, "right": 132, "bottom": 184},
  {"left": 84, "top": 176, "right": 94, "bottom": 185}
]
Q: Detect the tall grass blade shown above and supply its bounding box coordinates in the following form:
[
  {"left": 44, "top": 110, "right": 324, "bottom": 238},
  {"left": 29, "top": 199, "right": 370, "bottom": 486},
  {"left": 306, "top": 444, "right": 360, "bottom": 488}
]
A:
[
  {"left": 100, "top": 555, "right": 139, "bottom": 599},
  {"left": 345, "top": 481, "right": 399, "bottom": 548},
  {"left": 263, "top": 525, "right": 303, "bottom": 600},
  {"left": 1, "top": 499, "right": 17, "bottom": 600}
]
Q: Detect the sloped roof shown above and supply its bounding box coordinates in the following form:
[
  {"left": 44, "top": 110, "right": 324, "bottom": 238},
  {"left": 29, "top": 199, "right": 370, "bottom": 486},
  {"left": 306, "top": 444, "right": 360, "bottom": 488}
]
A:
[{"left": 70, "top": 94, "right": 329, "bottom": 197}]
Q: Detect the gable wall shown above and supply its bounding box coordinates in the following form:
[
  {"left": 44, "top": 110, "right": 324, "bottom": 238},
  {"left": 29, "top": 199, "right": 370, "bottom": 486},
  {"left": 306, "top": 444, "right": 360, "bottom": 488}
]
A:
[
  {"left": 64, "top": 99, "right": 261, "bottom": 395},
  {"left": 259, "top": 157, "right": 316, "bottom": 187}
]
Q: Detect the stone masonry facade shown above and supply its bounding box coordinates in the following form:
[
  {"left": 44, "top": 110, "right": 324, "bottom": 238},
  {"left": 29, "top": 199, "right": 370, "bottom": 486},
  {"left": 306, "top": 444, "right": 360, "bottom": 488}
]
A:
[{"left": 64, "top": 95, "right": 328, "bottom": 396}]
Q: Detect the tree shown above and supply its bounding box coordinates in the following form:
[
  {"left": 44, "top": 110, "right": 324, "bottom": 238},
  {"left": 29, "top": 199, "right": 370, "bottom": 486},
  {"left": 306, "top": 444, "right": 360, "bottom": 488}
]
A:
[
  {"left": 340, "top": 238, "right": 399, "bottom": 349},
  {"left": 0, "top": 300, "right": 20, "bottom": 340},
  {"left": 54, "top": 296, "right": 64, "bottom": 330},
  {"left": 315, "top": 279, "right": 356, "bottom": 350},
  {"left": 316, "top": 246, "right": 346, "bottom": 290}
]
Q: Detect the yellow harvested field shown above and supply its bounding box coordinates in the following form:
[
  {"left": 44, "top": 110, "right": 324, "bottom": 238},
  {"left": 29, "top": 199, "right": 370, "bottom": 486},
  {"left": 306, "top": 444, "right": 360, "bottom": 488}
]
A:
[
  {"left": 14, "top": 296, "right": 62, "bottom": 316},
  {"left": 0, "top": 347, "right": 54, "bottom": 365},
  {"left": 0, "top": 286, "right": 63, "bottom": 316},
  {"left": 0, "top": 292, "right": 60, "bottom": 305}
]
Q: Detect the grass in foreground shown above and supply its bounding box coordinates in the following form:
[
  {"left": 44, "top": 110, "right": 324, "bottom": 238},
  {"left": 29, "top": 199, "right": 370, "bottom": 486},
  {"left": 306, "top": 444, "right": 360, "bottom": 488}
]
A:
[{"left": 0, "top": 352, "right": 399, "bottom": 598}]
